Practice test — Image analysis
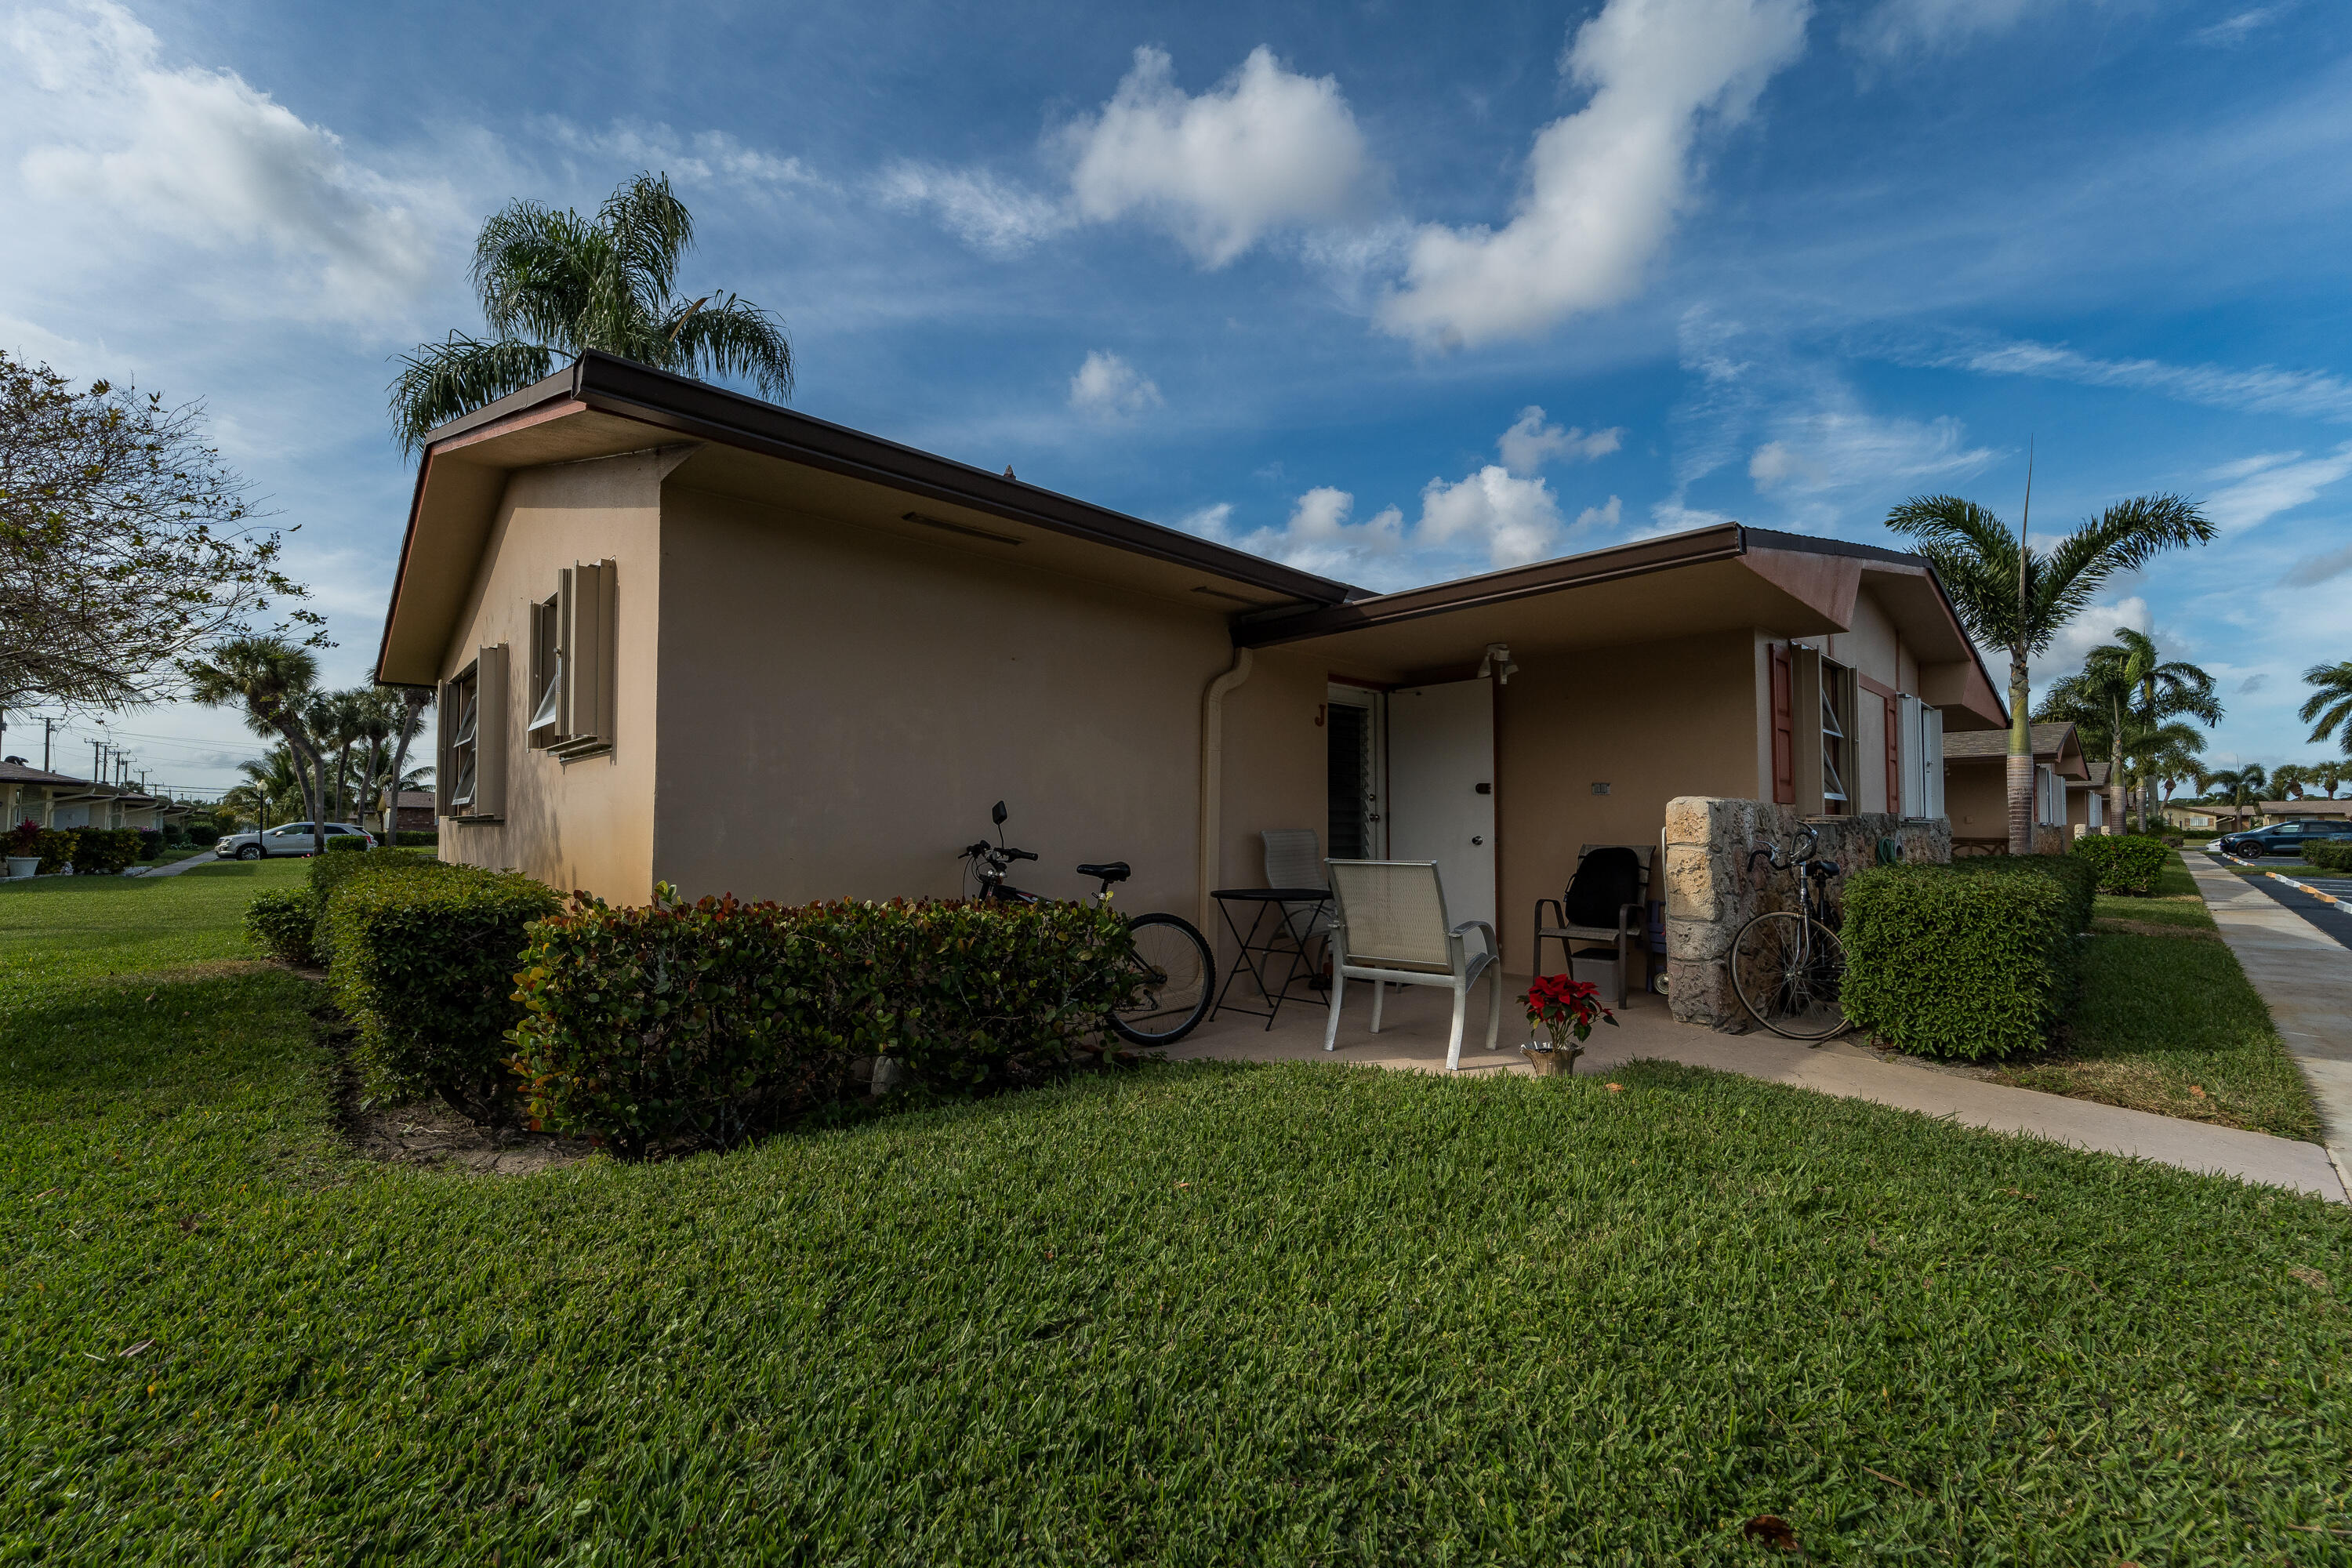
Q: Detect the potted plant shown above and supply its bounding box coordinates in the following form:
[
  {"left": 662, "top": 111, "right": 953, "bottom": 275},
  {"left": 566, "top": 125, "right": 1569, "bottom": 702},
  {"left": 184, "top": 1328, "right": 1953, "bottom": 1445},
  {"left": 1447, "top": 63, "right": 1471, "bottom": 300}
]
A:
[
  {"left": 1519, "top": 973, "right": 1617, "bottom": 1076},
  {"left": 5, "top": 820, "right": 42, "bottom": 880}
]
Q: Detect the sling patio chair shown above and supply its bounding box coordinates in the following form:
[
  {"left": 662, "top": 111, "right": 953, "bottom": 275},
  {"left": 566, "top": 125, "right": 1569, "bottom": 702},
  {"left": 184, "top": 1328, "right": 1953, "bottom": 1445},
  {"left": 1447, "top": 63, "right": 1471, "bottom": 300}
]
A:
[
  {"left": 1531, "top": 844, "right": 1650, "bottom": 1007},
  {"left": 1260, "top": 828, "right": 1333, "bottom": 964},
  {"left": 1322, "top": 858, "right": 1502, "bottom": 1072}
]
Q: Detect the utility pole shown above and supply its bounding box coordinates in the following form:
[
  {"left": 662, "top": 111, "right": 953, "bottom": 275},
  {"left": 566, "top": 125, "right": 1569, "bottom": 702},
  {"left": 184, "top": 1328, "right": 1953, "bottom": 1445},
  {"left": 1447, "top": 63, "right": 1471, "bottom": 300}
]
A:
[{"left": 42, "top": 719, "right": 54, "bottom": 772}]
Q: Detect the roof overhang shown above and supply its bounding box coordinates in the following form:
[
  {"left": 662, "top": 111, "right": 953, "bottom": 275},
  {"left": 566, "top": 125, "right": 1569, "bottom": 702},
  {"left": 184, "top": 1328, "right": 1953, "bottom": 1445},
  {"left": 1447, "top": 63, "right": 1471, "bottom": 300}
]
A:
[
  {"left": 376, "top": 354, "right": 1359, "bottom": 686},
  {"left": 1235, "top": 523, "right": 2007, "bottom": 728}
]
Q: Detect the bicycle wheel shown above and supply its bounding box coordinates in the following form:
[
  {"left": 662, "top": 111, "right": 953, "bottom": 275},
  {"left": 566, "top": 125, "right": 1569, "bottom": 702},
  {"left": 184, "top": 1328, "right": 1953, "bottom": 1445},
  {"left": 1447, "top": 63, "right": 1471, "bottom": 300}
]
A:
[
  {"left": 1730, "top": 909, "right": 1849, "bottom": 1041},
  {"left": 1110, "top": 912, "right": 1214, "bottom": 1045}
]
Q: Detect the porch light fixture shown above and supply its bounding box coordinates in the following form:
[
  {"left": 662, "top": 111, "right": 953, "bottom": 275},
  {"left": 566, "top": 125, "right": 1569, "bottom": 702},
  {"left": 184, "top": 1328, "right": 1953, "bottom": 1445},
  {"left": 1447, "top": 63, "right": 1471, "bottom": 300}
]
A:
[{"left": 1477, "top": 642, "right": 1519, "bottom": 685}]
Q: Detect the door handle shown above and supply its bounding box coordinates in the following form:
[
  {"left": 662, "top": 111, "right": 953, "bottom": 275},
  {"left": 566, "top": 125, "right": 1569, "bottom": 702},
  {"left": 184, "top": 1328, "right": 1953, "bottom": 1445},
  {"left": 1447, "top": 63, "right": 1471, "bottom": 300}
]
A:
[{"left": 1472, "top": 835, "right": 1484, "bottom": 846}]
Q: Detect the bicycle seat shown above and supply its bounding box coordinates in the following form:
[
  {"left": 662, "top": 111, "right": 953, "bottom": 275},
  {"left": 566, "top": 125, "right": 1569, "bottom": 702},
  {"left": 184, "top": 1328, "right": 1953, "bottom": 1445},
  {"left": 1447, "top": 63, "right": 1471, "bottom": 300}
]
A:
[{"left": 1076, "top": 862, "right": 1131, "bottom": 885}]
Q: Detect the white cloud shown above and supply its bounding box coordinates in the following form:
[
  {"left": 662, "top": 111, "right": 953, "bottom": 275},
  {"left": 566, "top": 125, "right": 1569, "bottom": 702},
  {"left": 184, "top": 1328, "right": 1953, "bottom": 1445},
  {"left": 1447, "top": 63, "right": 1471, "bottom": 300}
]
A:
[
  {"left": 546, "top": 121, "right": 828, "bottom": 193},
  {"left": 1062, "top": 46, "right": 1374, "bottom": 267},
  {"left": 1376, "top": 0, "right": 1811, "bottom": 348},
  {"left": 1496, "top": 407, "right": 1623, "bottom": 475},
  {"left": 1575, "top": 495, "right": 1625, "bottom": 531},
  {"left": 2194, "top": 7, "right": 2284, "bottom": 46},
  {"left": 6, "top": 0, "right": 461, "bottom": 323},
  {"left": 1230, "top": 486, "right": 1408, "bottom": 579},
  {"left": 2042, "top": 596, "right": 2153, "bottom": 680},
  {"left": 2203, "top": 442, "right": 2352, "bottom": 533},
  {"left": 1848, "top": 0, "right": 2047, "bottom": 56},
  {"left": 1068, "top": 350, "right": 1163, "bottom": 419},
  {"left": 1937, "top": 336, "right": 2352, "bottom": 424},
  {"left": 2238, "top": 672, "right": 2270, "bottom": 693},
  {"left": 1417, "top": 466, "right": 1566, "bottom": 568},
  {"left": 876, "top": 162, "right": 1074, "bottom": 255},
  {"left": 1747, "top": 410, "right": 1995, "bottom": 494},
  {"left": 2280, "top": 541, "right": 2352, "bottom": 589}
]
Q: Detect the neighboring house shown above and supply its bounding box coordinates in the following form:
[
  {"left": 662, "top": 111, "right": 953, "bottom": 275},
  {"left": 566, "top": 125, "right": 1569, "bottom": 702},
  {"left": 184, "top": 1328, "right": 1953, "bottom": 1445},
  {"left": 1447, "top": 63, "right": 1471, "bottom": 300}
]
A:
[
  {"left": 2166, "top": 804, "right": 2221, "bottom": 830},
  {"left": 1940, "top": 722, "right": 2087, "bottom": 853},
  {"left": 1, "top": 760, "right": 93, "bottom": 828},
  {"left": 2066, "top": 760, "right": 2109, "bottom": 835},
  {"left": 374, "top": 353, "right": 2006, "bottom": 970},
  {"left": 377, "top": 789, "right": 436, "bottom": 831},
  {"left": 2255, "top": 799, "right": 2352, "bottom": 827}
]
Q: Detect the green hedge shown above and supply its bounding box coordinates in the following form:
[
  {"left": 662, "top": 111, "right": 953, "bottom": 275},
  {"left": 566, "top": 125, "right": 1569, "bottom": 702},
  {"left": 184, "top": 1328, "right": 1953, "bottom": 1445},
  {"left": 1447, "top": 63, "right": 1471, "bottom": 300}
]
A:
[
  {"left": 2306, "top": 840, "right": 2352, "bottom": 873},
  {"left": 324, "top": 859, "right": 561, "bottom": 1123},
  {"left": 1944, "top": 852, "right": 2096, "bottom": 935},
  {"left": 1841, "top": 864, "right": 2078, "bottom": 1060},
  {"left": 64, "top": 828, "right": 143, "bottom": 875},
  {"left": 510, "top": 889, "right": 1139, "bottom": 1156},
  {"left": 187, "top": 824, "right": 220, "bottom": 847},
  {"left": 2069, "top": 833, "right": 2172, "bottom": 895},
  {"left": 242, "top": 890, "right": 320, "bottom": 965},
  {"left": 392, "top": 831, "right": 440, "bottom": 848}
]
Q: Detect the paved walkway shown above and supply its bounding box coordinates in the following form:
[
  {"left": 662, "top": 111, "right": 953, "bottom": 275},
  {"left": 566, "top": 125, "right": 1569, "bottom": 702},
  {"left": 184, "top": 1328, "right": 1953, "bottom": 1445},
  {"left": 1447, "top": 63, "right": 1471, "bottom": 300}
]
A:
[
  {"left": 1172, "top": 962, "right": 2348, "bottom": 1203},
  {"left": 2186, "top": 851, "right": 2352, "bottom": 1195},
  {"left": 128, "top": 851, "right": 227, "bottom": 879}
]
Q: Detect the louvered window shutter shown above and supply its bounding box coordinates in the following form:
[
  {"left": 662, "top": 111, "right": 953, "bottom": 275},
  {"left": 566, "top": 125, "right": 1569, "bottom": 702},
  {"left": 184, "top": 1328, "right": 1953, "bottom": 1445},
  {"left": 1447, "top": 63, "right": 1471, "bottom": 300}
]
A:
[
  {"left": 1883, "top": 691, "right": 1902, "bottom": 815},
  {"left": 1921, "top": 706, "right": 1944, "bottom": 818},
  {"left": 1769, "top": 644, "right": 1796, "bottom": 805},
  {"left": 434, "top": 677, "right": 459, "bottom": 817},
  {"left": 564, "top": 561, "right": 613, "bottom": 747},
  {"left": 475, "top": 644, "right": 509, "bottom": 819}
]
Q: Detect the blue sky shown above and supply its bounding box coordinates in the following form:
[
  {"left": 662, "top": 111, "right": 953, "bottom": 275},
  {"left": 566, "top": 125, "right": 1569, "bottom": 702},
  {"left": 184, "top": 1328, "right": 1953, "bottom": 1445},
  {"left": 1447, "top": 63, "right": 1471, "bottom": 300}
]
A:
[{"left": 3, "top": 0, "right": 2349, "bottom": 794}]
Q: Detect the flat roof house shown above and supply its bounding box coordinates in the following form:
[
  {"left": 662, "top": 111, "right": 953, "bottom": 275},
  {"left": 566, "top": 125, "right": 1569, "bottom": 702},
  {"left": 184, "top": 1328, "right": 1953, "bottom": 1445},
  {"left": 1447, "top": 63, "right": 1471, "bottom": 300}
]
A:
[{"left": 375, "top": 354, "right": 2005, "bottom": 978}]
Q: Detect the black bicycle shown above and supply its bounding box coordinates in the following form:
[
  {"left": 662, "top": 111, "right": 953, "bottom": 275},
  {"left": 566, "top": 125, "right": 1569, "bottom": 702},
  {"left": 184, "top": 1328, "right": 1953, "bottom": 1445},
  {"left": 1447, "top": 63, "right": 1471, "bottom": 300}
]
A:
[
  {"left": 1730, "top": 824, "right": 1849, "bottom": 1041},
  {"left": 961, "top": 801, "right": 1216, "bottom": 1046}
]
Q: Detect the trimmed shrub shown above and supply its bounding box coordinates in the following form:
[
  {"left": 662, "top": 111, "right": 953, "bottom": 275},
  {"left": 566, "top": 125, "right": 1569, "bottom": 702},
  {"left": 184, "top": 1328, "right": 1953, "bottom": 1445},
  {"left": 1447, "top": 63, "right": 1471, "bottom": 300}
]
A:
[
  {"left": 1944, "top": 852, "right": 2096, "bottom": 935},
  {"left": 510, "top": 889, "right": 1139, "bottom": 1156},
  {"left": 1841, "top": 864, "right": 2077, "bottom": 1060},
  {"left": 69, "top": 828, "right": 143, "bottom": 875},
  {"left": 392, "top": 830, "right": 440, "bottom": 848},
  {"left": 136, "top": 827, "right": 164, "bottom": 860},
  {"left": 32, "top": 829, "right": 77, "bottom": 874},
  {"left": 326, "top": 834, "right": 366, "bottom": 853},
  {"left": 2069, "top": 833, "right": 2171, "bottom": 896},
  {"left": 324, "top": 862, "right": 561, "bottom": 1123},
  {"left": 2306, "top": 839, "right": 2352, "bottom": 873},
  {"left": 243, "top": 889, "right": 321, "bottom": 965},
  {"left": 307, "top": 847, "right": 442, "bottom": 962},
  {"left": 188, "top": 824, "right": 220, "bottom": 848}
]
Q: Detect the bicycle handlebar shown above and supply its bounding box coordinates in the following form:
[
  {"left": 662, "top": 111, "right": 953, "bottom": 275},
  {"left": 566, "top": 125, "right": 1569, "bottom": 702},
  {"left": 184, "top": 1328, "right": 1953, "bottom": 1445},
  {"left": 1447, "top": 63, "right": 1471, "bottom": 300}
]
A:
[{"left": 1005, "top": 848, "right": 1038, "bottom": 862}]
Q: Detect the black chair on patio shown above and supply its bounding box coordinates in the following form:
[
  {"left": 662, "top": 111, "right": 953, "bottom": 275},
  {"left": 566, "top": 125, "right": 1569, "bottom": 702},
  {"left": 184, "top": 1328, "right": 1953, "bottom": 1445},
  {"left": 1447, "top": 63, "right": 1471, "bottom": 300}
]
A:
[{"left": 1532, "top": 844, "right": 1650, "bottom": 1007}]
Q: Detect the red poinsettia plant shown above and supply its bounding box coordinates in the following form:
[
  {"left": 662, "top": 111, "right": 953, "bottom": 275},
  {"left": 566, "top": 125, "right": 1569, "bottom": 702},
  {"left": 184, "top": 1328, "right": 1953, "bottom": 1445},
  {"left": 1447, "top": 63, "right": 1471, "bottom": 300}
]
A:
[
  {"left": 5, "top": 820, "right": 40, "bottom": 859},
  {"left": 1519, "top": 972, "right": 1618, "bottom": 1073}
]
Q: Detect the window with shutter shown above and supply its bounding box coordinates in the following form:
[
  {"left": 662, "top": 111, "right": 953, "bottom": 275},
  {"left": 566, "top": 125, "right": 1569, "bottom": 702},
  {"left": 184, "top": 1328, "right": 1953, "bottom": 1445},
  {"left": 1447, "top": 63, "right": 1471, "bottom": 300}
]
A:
[
  {"left": 1820, "top": 659, "right": 1854, "bottom": 815},
  {"left": 1883, "top": 691, "right": 1902, "bottom": 815},
  {"left": 524, "top": 561, "right": 618, "bottom": 760},
  {"left": 1769, "top": 644, "right": 1795, "bottom": 805}
]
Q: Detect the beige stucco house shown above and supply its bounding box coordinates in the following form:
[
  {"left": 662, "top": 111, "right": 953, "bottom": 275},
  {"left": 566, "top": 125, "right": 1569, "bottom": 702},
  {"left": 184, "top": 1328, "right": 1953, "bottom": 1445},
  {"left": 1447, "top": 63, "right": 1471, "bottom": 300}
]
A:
[
  {"left": 1940, "top": 723, "right": 2085, "bottom": 854},
  {"left": 375, "top": 354, "right": 2005, "bottom": 974}
]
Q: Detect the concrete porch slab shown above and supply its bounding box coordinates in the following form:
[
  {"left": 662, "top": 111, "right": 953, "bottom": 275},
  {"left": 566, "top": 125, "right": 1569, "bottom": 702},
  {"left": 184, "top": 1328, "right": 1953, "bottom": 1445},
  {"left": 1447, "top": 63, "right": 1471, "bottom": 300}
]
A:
[{"left": 1169, "top": 970, "right": 2348, "bottom": 1203}]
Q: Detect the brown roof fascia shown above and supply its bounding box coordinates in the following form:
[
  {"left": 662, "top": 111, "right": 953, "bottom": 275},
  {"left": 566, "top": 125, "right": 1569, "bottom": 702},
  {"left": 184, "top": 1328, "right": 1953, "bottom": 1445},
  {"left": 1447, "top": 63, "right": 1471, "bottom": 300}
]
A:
[
  {"left": 1233, "top": 523, "right": 1749, "bottom": 647},
  {"left": 568, "top": 353, "right": 1359, "bottom": 606}
]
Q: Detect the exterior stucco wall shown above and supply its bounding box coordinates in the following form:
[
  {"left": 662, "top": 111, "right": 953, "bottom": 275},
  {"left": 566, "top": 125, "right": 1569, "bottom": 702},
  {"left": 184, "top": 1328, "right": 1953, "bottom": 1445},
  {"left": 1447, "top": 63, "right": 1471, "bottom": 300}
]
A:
[
  {"left": 1493, "top": 630, "right": 1759, "bottom": 974},
  {"left": 1944, "top": 764, "right": 2008, "bottom": 843},
  {"left": 1214, "top": 648, "right": 1328, "bottom": 956},
  {"left": 649, "top": 486, "right": 1236, "bottom": 916},
  {"left": 435, "top": 453, "right": 665, "bottom": 896}
]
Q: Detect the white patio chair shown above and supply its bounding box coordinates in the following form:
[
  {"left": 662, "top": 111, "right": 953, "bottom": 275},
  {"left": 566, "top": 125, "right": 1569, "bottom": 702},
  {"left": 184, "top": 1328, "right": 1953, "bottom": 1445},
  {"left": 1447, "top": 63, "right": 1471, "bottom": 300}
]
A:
[
  {"left": 1261, "top": 829, "right": 1332, "bottom": 963},
  {"left": 1322, "top": 859, "right": 1502, "bottom": 1072}
]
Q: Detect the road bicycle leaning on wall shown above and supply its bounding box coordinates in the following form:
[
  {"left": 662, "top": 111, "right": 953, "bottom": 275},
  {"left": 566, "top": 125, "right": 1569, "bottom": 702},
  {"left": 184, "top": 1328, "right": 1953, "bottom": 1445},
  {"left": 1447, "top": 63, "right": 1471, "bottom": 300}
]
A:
[
  {"left": 1730, "top": 823, "right": 1850, "bottom": 1041},
  {"left": 961, "top": 801, "right": 1216, "bottom": 1046}
]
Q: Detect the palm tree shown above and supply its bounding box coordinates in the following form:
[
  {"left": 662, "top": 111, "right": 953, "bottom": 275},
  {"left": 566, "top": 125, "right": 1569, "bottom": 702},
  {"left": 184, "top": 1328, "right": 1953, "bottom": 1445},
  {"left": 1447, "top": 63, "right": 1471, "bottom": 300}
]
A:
[
  {"left": 387, "top": 172, "right": 793, "bottom": 453},
  {"left": 2272, "top": 763, "right": 2310, "bottom": 801},
  {"left": 2301, "top": 661, "right": 2352, "bottom": 756},
  {"left": 222, "top": 746, "right": 306, "bottom": 828},
  {"left": 2122, "top": 721, "right": 2206, "bottom": 830},
  {"left": 2034, "top": 660, "right": 2135, "bottom": 831},
  {"left": 184, "top": 637, "right": 328, "bottom": 855},
  {"left": 2206, "top": 764, "right": 2268, "bottom": 830},
  {"left": 1887, "top": 488, "right": 2216, "bottom": 854},
  {"left": 2316, "top": 760, "right": 2348, "bottom": 799},
  {"left": 2092, "top": 630, "right": 2220, "bottom": 831}
]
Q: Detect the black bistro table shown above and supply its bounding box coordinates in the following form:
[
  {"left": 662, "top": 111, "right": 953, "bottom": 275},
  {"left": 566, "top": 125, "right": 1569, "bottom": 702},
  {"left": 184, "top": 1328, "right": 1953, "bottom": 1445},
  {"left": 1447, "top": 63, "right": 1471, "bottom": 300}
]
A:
[{"left": 1208, "top": 887, "right": 1334, "bottom": 1029}]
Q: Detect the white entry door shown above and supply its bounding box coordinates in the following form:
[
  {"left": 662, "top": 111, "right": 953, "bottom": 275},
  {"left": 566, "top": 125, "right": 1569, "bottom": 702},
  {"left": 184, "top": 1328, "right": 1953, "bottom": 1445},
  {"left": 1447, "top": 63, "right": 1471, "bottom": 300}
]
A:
[{"left": 1386, "top": 679, "right": 1496, "bottom": 932}]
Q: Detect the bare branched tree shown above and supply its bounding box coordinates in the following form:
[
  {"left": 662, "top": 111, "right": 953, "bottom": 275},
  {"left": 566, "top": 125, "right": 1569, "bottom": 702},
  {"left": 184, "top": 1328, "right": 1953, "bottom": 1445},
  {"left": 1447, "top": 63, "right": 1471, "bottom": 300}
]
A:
[{"left": 0, "top": 351, "right": 325, "bottom": 713}]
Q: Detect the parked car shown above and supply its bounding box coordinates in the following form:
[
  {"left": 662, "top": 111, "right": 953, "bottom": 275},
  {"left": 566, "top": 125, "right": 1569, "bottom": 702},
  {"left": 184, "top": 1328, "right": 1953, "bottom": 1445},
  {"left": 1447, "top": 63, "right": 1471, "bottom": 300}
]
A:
[
  {"left": 214, "top": 822, "right": 376, "bottom": 860},
  {"left": 2216, "top": 820, "right": 2351, "bottom": 859}
]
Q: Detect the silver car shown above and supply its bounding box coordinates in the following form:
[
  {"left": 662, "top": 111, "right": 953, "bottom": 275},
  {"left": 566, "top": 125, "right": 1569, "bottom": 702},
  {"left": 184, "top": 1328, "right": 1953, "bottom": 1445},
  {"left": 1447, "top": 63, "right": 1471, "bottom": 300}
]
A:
[{"left": 215, "top": 822, "right": 376, "bottom": 859}]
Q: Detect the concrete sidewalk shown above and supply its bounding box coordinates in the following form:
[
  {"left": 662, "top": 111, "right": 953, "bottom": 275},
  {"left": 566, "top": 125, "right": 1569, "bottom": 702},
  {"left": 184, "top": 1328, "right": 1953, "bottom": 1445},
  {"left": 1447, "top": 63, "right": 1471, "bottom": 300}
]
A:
[
  {"left": 129, "top": 851, "right": 228, "bottom": 879},
  {"left": 1172, "top": 963, "right": 2348, "bottom": 1203},
  {"left": 2186, "top": 852, "right": 2352, "bottom": 1195}
]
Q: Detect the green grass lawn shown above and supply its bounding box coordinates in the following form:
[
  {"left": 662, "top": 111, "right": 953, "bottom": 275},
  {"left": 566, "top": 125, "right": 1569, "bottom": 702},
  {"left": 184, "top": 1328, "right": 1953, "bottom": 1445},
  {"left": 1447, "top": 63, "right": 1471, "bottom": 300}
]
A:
[
  {"left": 1982, "top": 853, "right": 2325, "bottom": 1141},
  {"left": 5, "top": 869, "right": 2351, "bottom": 1562}
]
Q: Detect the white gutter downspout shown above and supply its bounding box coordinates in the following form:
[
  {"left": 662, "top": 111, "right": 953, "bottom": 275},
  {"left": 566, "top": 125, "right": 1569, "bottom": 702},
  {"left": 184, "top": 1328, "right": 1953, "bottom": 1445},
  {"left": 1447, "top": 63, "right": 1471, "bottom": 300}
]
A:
[{"left": 1198, "top": 648, "right": 1254, "bottom": 933}]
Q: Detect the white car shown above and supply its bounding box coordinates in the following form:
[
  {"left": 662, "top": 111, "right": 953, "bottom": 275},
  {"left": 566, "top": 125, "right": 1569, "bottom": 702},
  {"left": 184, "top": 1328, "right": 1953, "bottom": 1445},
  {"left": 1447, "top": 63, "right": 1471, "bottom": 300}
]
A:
[{"left": 215, "top": 822, "right": 376, "bottom": 859}]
